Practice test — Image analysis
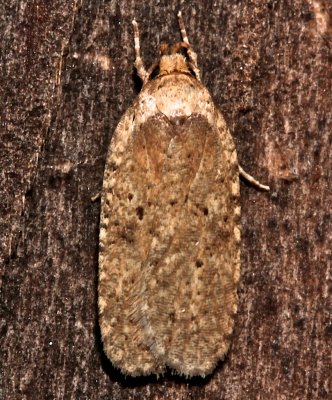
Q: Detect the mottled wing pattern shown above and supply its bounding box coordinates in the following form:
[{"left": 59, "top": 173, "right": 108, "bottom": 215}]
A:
[
  {"left": 99, "top": 107, "right": 164, "bottom": 376},
  {"left": 99, "top": 108, "right": 240, "bottom": 377},
  {"left": 139, "top": 113, "right": 240, "bottom": 376}
]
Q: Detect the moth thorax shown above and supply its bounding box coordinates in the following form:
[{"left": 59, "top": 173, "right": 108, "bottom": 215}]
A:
[{"left": 159, "top": 54, "right": 190, "bottom": 75}]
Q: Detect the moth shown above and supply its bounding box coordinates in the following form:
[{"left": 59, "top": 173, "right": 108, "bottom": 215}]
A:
[{"left": 98, "top": 12, "right": 269, "bottom": 378}]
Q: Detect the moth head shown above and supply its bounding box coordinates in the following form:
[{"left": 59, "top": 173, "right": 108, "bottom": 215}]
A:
[
  {"left": 132, "top": 15, "right": 200, "bottom": 84},
  {"left": 158, "top": 42, "right": 192, "bottom": 77}
]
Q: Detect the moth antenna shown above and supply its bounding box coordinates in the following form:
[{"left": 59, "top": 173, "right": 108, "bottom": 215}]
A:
[
  {"left": 177, "top": 11, "right": 201, "bottom": 81},
  {"left": 132, "top": 19, "right": 149, "bottom": 83}
]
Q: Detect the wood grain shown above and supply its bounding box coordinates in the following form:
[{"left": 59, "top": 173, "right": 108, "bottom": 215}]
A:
[{"left": 1, "top": 1, "right": 331, "bottom": 399}]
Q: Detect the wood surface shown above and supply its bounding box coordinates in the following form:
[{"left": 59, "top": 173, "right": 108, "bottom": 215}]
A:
[{"left": 1, "top": 1, "right": 331, "bottom": 399}]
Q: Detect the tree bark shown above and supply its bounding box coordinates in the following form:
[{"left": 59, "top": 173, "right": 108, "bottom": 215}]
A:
[{"left": 1, "top": 1, "right": 331, "bottom": 399}]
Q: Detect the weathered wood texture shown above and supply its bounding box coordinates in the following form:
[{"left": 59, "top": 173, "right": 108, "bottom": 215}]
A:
[{"left": 1, "top": 1, "right": 331, "bottom": 399}]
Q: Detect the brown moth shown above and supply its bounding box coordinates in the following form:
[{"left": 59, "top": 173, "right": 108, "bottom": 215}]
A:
[{"left": 98, "top": 12, "right": 269, "bottom": 378}]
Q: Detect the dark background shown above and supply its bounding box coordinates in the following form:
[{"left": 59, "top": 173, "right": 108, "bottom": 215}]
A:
[{"left": 1, "top": 0, "right": 331, "bottom": 399}]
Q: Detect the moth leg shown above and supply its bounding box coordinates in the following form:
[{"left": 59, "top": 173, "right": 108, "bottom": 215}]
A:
[
  {"left": 91, "top": 192, "right": 100, "bottom": 202},
  {"left": 146, "top": 61, "right": 159, "bottom": 79},
  {"left": 177, "top": 11, "right": 201, "bottom": 81},
  {"left": 239, "top": 165, "right": 270, "bottom": 191},
  {"left": 132, "top": 19, "right": 149, "bottom": 83}
]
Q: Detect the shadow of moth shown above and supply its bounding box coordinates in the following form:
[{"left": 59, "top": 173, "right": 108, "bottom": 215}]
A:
[{"left": 99, "top": 11, "right": 269, "bottom": 378}]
